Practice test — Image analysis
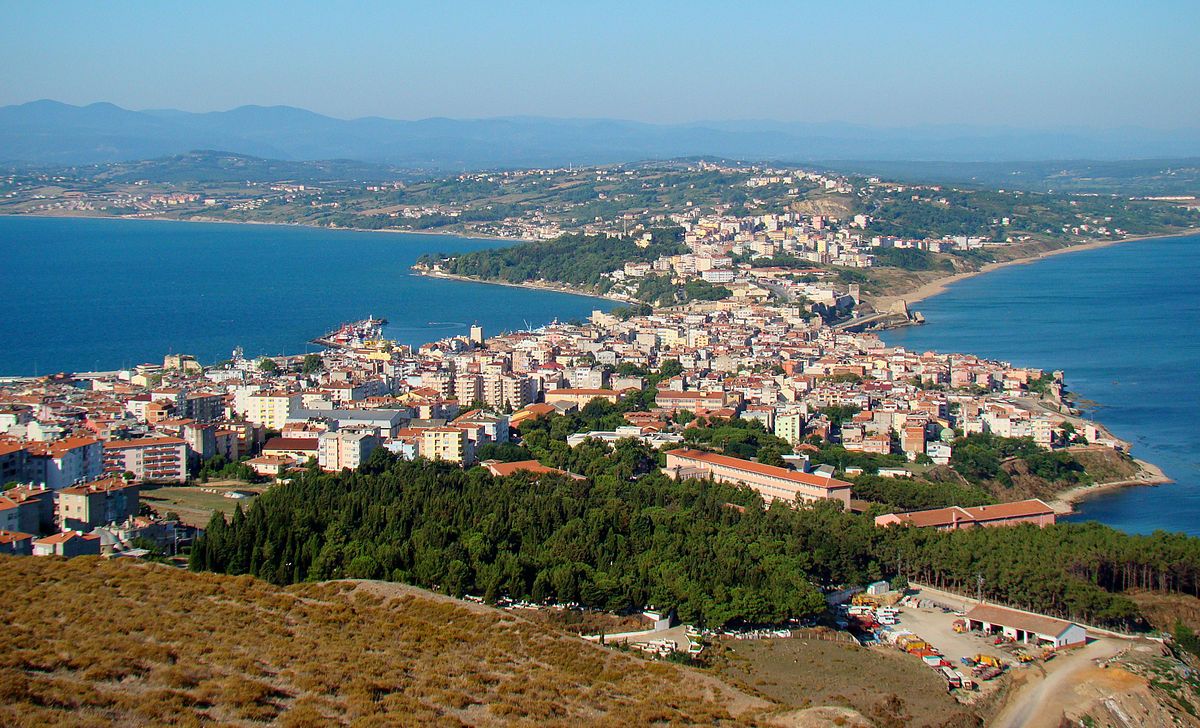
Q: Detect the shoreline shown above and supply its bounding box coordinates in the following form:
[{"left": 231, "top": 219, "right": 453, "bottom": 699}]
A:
[
  {"left": 0, "top": 211, "right": 521, "bottom": 242},
  {"left": 415, "top": 269, "right": 630, "bottom": 304},
  {"left": 872, "top": 228, "right": 1200, "bottom": 310},
  {"left": 1047, "top": 459, "right": 1173, "bottom": 515}
]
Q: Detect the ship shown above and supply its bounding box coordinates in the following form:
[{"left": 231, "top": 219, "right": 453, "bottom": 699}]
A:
[{"left": 311, "top": 315, "right": 389, "bottom": 349}]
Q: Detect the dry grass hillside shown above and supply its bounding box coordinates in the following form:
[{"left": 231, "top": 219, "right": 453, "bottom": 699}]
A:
[{"left": 0, "top": 556, "right": 769, "bottom": 727}]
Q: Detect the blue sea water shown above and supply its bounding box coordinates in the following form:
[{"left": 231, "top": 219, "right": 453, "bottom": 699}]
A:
[
  {"left": 881, "top": 234, "right": 1200, "bottom": 536},
  {"left": 0, "top": 216, "right": 613, "bottom": 375}
]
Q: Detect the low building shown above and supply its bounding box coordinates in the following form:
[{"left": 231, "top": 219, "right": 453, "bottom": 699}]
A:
[
  {"left": 965, "top": 604, "right": 1087, "bottom": 649},
  {"left": 32, "top": 530, "right": 102, "bottom": 557},
  {"left": 664, "top": 448, "right": 852, "bottom": 507},
  {"left": 874, "top": 499, "right": 1056, "bottom": 530},
  {"left": 245, "top": 454, "right": 294, "bottom": 478},
  {"left": 0, "top": 530, "right": 33, "bottom": 556}
]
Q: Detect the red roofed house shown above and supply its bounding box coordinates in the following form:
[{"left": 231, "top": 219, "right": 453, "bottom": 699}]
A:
[
  {"left": 0, "top": 530, "right": 33, "bottom": 556},
  {"left": 664, "top": 448, "right": 852, "bottom": 507},
  {"left": 32, "top": 530, "right": 102, "bottom": 557},
  {"left": 873, "top": 499, "right": 1056, "bottom": 530}
]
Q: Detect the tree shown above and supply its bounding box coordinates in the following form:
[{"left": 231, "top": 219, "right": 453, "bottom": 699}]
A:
[
  {"left": 257, "top": 358, "right": 279, "bottom": 373},
  {"left": 758, "top": 446, "right": 786, "bottom": 468},
  {"left": 301, "top": 354, "right": 323, "bottom": 375}
]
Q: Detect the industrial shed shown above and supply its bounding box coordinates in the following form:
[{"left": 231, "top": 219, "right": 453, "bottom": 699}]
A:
[{"left": 966, "top": 604, "right": 1087, "bottom": 649}]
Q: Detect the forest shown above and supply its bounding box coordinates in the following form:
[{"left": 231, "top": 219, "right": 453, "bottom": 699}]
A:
[
  {"left": 419, "top": 228, "right": 687, "bottom": 289},
  {"left": 191, "top": 445, "right": 1200, "bottom": 631}
]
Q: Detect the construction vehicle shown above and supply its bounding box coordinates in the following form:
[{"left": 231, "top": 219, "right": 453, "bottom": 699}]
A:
[
  {"left": 973, "top": 654, "right": 1002, "bottom": 668},
  {"left": 1016, "top": 652, "right": 1034, "bottom": 663},
  {"left": 952, "top": 619, "right": 967, "bottom": 633},
  {"left": 852, "top": 593, "right": 880, "bottom": 607}
]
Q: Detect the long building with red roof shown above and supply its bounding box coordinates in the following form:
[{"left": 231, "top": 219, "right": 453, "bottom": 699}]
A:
[{"left": 664, "top": 448, "right": 852, "bottom": 507}]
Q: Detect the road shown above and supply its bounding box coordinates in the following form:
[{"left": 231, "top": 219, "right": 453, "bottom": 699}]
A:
[{"left": 990, "top": 638, "right": 1124, "bottom": 728}]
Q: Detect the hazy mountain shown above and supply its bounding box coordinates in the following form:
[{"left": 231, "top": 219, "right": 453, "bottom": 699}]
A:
[{"left": 3, "top": 100, "right": 1200, "bottom": 168}]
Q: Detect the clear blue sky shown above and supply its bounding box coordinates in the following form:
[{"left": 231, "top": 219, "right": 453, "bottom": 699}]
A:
[{"left": 3, "top": 0, "right": 1198, "bottom": 129}]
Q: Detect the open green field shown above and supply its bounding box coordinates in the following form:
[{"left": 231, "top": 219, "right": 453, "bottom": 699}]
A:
[{"left": 140, "top": 481, "right": 264, "bottom": 526}]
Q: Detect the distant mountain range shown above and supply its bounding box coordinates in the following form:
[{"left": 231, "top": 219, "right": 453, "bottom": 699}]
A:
[{"left": 3, "top": 100, "right": 1200, "bottom": 169}]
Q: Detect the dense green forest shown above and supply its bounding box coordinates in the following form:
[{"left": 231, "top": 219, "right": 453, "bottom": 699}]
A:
[
  {"left": 866, "top": 188, "right": 1199, "bottom": 240},
  {"left": 419, "top": 228, "right": 686, "bottom": 289},
  {"left": 191, "top": 446, "right": 1200, "bottom": 630}
]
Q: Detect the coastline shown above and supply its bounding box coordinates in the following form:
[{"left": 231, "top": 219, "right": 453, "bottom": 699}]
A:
[
  {"left": 0, "top": 211, "right": 520, "bottom": 242},
  {"left": 873, "top": 228, "right": 1200, "bottom": 310},
  {"left": 1047, "top": 459, "right": 1173, "bottom": 516},
  {"left": 415, "top": 269, "right": 630, "bottom": 304}
]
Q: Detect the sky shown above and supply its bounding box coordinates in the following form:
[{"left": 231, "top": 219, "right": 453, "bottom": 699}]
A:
[{"left": 3, "top": 0, "right": 1199, "bottom": 129}]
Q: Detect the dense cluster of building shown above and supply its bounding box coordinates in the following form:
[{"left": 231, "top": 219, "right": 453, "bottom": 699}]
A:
[{"left": 0, "top": 288, "right": 1124, "bottom": 559}]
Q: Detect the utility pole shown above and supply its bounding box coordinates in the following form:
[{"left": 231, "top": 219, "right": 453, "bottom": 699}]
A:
[{"left": 976, "top": 573, "right": 984, "bottom": 604}]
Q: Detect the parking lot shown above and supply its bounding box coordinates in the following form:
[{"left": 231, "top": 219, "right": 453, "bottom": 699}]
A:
[{"left": 892, "top": 597, "right": 1016, "bottom": 668}]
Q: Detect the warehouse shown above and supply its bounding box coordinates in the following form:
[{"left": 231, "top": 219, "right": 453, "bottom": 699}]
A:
[{"left": 966, "top": 604, "right": 1087, "bottom": 649}]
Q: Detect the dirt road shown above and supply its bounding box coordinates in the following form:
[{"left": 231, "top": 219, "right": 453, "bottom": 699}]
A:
[{"left": 991, "top": 638, "right": 1125, "bottom": 728}]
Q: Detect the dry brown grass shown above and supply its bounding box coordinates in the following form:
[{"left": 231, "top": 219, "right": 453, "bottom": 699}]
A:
[{"left": 0, "top": 557, "right": 768, "bottom": 726}]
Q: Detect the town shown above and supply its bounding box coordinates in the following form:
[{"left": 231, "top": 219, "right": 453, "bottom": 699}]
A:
[{"left": 1, "top": 283, "right": 1132, "bottom": 562}]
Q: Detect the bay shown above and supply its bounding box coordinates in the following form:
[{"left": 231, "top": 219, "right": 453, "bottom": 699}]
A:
[
  {"left": 0, "top": 216, "right": 613, "bottom": 375},
  {"left": 881, "top": 234, "right": 1200, "bottom": 536}
]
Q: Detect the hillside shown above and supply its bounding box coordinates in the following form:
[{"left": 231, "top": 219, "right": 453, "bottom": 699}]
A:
[
  {"left": 5, "top": 100, "right": 1200, "bottom": 168},
  {"left": 0, "top": 556, "right": 766, "bottom": 727}
]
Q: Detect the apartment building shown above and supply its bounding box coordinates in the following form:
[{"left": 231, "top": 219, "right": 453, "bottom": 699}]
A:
[
  {"left": 420, "top": 427, "right": 472, "bottom": 465},
  {"left": 102, "top": 437, "right": 188, "bottom": 484},
  {"left": 58, "top": 477, "right": 141, "bottom": 532},
  {"left": 246, "top": 391, "right": 300, "bottom": 429},
  {"left": 317, "top": 430, "right": 381, "bottom": 471}
]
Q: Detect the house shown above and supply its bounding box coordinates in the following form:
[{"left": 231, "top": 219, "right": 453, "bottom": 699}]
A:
[
  {"left": 245, "top": 454, "right": 294, "bottom": 478},
  {"left": 664, "top": 448, "right": 852, "bottom": 507},
  {"left": 965, "top": 604, "right": 1087, "bottom": 649},
  {"left": 32, "top": 530, "right": 102, "bottom": 557},
  {"left": 0, "top": 530, "right": 33, "bottom": 556},
  {"left": 874, "top": 499, "right": 1056, "bottom": 530}
]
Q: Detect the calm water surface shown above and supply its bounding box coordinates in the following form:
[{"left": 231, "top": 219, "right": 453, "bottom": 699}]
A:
[
  {"left": 0, "top": 216, "right": 613, "bottom": 374},
  {"left": 882, "top": 234, "right": 1200, "bottom": 536}
]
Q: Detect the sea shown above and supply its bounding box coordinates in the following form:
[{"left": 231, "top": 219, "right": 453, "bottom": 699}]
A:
[
  {"left": 0, "top": 216, "right": 614, "bottom": 375},
  {"left": 3, "top": 216, "right": 1197, "bottom": 535},
  {"left": 881, "top": 234, "right": 1200, "bottom": 536}
]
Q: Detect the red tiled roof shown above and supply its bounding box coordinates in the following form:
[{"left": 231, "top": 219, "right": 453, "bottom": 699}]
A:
[{"left": 666, "top": 449, "right": 851, "bottom": 490}]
